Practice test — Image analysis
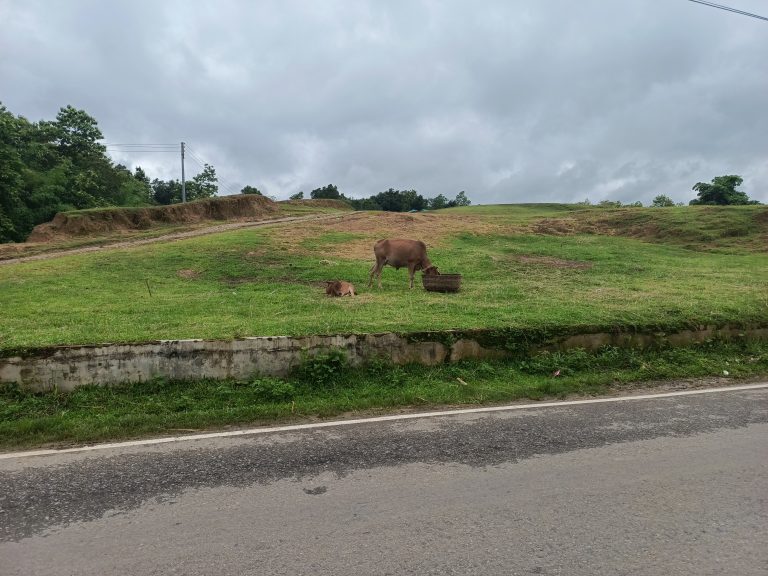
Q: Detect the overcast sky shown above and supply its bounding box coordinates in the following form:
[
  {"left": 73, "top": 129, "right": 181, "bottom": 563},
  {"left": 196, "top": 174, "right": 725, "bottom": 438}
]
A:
[{"left": 1, "top": 0, "right": 766, "bottom": 204}]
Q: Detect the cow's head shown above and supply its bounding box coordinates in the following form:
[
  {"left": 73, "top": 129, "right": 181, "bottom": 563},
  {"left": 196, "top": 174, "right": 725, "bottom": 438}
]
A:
[{"left": 423, "top": 265, "right": 440, "bottom": 275}]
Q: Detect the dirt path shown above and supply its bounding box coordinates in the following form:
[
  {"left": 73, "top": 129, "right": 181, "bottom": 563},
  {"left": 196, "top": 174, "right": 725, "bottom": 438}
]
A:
[{"left": 0, "top": 213, "right": 353, "bottom": 266}]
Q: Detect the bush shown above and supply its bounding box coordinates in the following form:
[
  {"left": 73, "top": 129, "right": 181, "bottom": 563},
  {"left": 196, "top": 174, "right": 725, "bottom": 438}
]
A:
[
  {"left": 364, "top": 357, "right": 409, "bottom": 387},
  {"left": 249, "top": 378, "right": 296, "bottom": 402},
  {"left": 294, "top": 349, "right": 349, "bottom": 387}
]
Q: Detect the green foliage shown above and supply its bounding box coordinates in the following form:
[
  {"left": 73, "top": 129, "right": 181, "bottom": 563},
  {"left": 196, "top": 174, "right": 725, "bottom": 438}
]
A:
[
  {"left": 249, "top": 378, "right": 296, "bottom": 402},
  {"left": 310, "top": 184, "right": 341, "bottom": 200},
  {"left": 364, "top": 357, "right": 409, "bottom": 387},
  {"left": 241, "top": 185, "right": 262, "bottom": 195},
  {"left": 597, "top": 200, "right": 642, "bottom": 208},
  {"left": 429, "top": 194, "right": 449, "bottom": 210},
  {"left": 453, "top": 190, "right": 471, "bottom": 207},
  {"left": 289, "top": 191, "right": 304, "bottom": 200},
  {"left": 294, "top": 349, "right": 349, "bottom": 387},
  {"left": 518, "top": 346, "right": 643, "bottom": 376},
  {"left": 0, "top": 102, "right": 154, "bottom": 242},
  {"left": 45, "top": 105, "right": 106, "bottom": 159},
  {"left": 376, "top": 188, "right": 425, "bottom": 211},
  {"left": 652, "top": 194, "right": 675, "bottom": 207},
  {"left": 190, "top": 164, "right": 218, "bottom": 199},
  {"left": 690, "top": 175, "right": 760, "bottom": 206},
  {"left": 343, "top": 188, "right": 473, "bottom": 212},
  {"left": 150, "top": 178, "right": 182, "bottom": 205},
  {"left": 151, "top": 164, "right": 219, "bottom": 205}
]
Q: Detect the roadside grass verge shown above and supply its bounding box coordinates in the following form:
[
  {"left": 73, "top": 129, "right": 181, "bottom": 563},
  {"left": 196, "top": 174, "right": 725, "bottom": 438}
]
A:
[
  {"left": 2, "top": 340, "right": 767, "bottom": 450},
  {"left": 2, "top": 207, "right": 767, "bottom": 350}
]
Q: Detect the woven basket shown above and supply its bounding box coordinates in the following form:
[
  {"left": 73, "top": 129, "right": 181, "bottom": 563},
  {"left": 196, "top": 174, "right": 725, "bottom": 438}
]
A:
[{"left": 422, "top": 273, "right": 462, "bottom": 293}]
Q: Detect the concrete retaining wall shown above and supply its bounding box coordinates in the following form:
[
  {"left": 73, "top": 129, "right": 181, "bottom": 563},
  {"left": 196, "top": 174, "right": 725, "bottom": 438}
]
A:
[{"left": 1, "top": 326, "right": 766, "bottom": 392}]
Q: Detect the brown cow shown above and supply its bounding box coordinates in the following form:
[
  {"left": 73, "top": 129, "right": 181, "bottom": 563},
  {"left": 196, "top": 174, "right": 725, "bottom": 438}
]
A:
[
  {"left": 325, "top": 280, "right": 356, "bottom": 297},
  {"left": 368, "top": 239, "right": 439, "bottom": 289}
]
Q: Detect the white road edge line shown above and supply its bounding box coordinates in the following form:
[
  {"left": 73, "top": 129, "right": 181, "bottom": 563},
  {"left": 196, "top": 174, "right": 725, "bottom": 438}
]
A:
[{"left": 3, "top": 382, "right": 767, "bottom": 460}]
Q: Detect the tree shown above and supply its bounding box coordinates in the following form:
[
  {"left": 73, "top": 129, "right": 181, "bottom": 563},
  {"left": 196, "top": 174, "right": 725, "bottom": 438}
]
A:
[
  {"left": 428, "top": 194, "right": 448, "bottom": 210},
  {"left": 453, "top": 191, "right": 471, "bottom": 207},
  {"left": 345, "top": 196, "right": 381, "bottom": 210},
  {"left": 289, "top": 191, "right": 304, "bottom": 200},
  {"left": 241, "top": 185, "right": 262, "bottom": 195},
  {"left": 133, "top": 166, "right": 150, "bottom": 186},
  {"left": 310, "top": 184, "right": 341, "bottom": 199},
  {"left": 44, "top": 105, "right": 106, "bottom": 162},
  {"left": 690, "top": 175, "right": 760, "bottom": 205},
  {"left": 151, "top": 179, "right": 182, "bottom": 205},
  {"left": 652, "top": 195, "right": 675, "bottom": 207},
  {"left": 0, "top": 104, "right": 26, "bottom": 241},
  {"left": 189, "top": 163, "right": 218, "bottom": 200}
]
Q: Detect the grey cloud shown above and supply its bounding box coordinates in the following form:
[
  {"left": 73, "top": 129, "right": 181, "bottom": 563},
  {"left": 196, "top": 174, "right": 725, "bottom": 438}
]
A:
[{"left": 1, "top": 0, "right": 766, "bottom": 204}]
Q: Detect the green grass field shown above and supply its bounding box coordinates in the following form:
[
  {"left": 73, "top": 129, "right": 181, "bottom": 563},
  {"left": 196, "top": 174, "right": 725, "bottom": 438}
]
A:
[{"left": 1, "top": 204, "right": 767, "bottom": 351}]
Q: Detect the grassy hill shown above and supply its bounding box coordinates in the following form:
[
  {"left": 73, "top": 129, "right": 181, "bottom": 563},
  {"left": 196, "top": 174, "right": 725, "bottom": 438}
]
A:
[{"left": 1, "top": 204, "right": 766, "bottom": 352}]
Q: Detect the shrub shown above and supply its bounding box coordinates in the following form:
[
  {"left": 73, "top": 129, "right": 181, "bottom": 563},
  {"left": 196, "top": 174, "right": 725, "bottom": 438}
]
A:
[
  {"left": 294, "top": 349, "right": 349, "bottom": 387},
  {"left": 249, "top": 378, "right": 296, "bottom": 402}
]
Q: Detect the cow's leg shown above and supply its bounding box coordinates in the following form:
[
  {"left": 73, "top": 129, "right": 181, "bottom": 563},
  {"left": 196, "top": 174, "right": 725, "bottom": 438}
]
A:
[
  {"left": 369, "top": 258, "right": 385, "bottom": 289},
  {"left": 408, "top": 263, "right": 416, "bottom": 289}
]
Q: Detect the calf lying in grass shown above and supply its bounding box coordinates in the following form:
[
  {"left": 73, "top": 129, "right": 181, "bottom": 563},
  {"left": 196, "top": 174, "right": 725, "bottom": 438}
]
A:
[{"left": 325, "top": 280, "right": 356, "bottom": 297}]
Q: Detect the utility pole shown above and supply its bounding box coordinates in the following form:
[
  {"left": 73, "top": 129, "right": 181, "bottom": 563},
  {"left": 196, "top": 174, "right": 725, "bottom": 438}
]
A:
[{"left": 181, "top": 141, "right": 186, "bottom": 203}]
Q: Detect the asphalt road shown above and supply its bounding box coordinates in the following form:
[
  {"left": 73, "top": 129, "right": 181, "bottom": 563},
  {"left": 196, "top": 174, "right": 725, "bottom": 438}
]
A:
[{"left": 1, "top": 386, "right": 767, "bottom": 575}]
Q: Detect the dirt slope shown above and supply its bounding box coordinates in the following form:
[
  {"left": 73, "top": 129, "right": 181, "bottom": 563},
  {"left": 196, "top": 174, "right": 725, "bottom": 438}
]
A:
[{"left": 27, "top": 195, "right": 280, "bottom": 242}]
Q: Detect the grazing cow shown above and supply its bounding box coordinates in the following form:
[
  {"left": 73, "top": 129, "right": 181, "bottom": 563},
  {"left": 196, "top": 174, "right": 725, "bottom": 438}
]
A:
[
  {"left": 325, "top": 280, "right": 356, "bottom": 297},
  {"left": 368, "top": 239, "right": 439, "bottom": 289}
]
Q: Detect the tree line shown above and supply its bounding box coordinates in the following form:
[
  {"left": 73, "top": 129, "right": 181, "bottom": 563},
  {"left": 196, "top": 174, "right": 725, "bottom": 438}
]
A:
[
  {"left": 289, "top": 184, "right": 472, "bottom": 212},
  {"left": 569, "top": 175, "right": 760, "bottom": 208}
]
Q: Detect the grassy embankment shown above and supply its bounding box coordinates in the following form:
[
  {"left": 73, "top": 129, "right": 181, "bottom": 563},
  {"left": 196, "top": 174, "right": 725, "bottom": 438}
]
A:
[
  {"left": 1, "top": 203, "right": 767, "bottom": 448},
  {"left": 1, "top": 204, "right": 766, "bottom": 350}
]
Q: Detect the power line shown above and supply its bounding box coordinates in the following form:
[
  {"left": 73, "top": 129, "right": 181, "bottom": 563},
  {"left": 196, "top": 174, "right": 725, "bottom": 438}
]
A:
[
  {"left": 104, "top": 143, "right": 178, "bottom": 147},
  {"left": 185, "top": 145, "right": 241, "bottom": 195},
  {"left": 686, "top": 0, "right": 768, "bottom": 21},
  {"left": 105, "top": 142, "right": 178, "bottom": 154},
  {"left": 105, "top": 148, "right": 177, "bottom": 153},
  {"left": 185, "top": 148, "right": 239, "bottom": 196},
  {"left": 104, "top": 142, "right": 242, "bottom": 196}
]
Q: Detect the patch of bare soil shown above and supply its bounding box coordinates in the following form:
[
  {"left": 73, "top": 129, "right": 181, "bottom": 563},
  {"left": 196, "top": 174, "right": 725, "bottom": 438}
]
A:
[{"left": 176, "top": 269, "right": 201, "bottom": 280}]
